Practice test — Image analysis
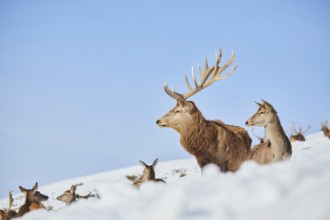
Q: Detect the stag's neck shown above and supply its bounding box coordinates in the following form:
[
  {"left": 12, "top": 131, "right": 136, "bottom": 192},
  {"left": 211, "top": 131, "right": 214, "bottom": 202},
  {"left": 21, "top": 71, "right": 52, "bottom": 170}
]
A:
[
  {"left": 265, "top": 114, "right": 291, "bottom": 155},
  {"left": 179, "top": 112, "right": 217, "bottom": 155}
]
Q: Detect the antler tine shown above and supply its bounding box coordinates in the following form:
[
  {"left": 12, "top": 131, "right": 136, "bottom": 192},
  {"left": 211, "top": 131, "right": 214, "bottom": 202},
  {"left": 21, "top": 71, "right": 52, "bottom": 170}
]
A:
[
  {"left": 184, "top": 49, "right": 237, "bottom": 99},
  {"left": 291, "top": 122, "right": 298, "bottom": 134},
  {"left": 184, "top": 74, "right": 193, "bottom": 91},
  {"left": 251, "top": 127, "right": 262, "bottom": 140},
  {"left": 163, "top": 49, "right": 237, "bottom": 100},
  {"left": 164, "top": 83, "right": 184, "bottom": 100},
  {"left": 302, "top": 125, "right": 311, "bottom": 134},
  {"left": 9, "top": 191, "right": 14, "bottom": 209},
  {"left": 191, "top": 66, "right": 199, "bottom": 89},
  {"left": 213, "top": 49, "right": 237, "bottom": 80}
]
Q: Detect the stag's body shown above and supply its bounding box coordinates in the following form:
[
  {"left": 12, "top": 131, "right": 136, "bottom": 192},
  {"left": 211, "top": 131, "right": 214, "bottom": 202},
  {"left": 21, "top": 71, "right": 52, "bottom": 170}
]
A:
[
  {"left": 17, "top": 182, "right": 48, "bottom": 217},
  {"left": 134, "top": 158, "right": 166, "bottom": 188},
  {"left": 157, "top": 49, "right": 251, "bottom": 172},
  {"left": 246, "top": 100, "right": 292, "bottom": 164},
  {"left": 321, "top": 121, "right": 330, "bottom": 139}
]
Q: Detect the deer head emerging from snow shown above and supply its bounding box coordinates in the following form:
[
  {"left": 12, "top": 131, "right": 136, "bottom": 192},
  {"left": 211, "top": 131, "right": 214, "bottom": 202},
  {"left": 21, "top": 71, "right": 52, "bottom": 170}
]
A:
[
  {"left": 57, "top": 183, "right": 94, "bottom": 206},
  {"left": 321, "top": 120, "right": 330, "bottom": 139},
  {"left": 245, "top": 100, "right": 292, "bottom": 164},
  {"left": 156, "top": 49, "right": 251, "bottom": 172},
  {"left": 17, "top": 182, "right": 48, "bottom": 217},
  {"left": 133, "top": 158, "right": 166, "bottom": 188},
  {"left": 290, "top": 123, "right": 310, "bottom": 142}
]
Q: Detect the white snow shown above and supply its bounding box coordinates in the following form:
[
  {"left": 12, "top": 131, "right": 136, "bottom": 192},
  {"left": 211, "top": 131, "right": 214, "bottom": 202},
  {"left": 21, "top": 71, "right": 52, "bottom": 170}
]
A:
[{"left": 1, "top": 132, "right": 330, "bottom": 220}]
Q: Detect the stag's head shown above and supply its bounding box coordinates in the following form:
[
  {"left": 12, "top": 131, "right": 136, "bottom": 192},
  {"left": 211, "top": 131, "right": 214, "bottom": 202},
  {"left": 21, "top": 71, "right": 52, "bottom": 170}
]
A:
[
  {"left": 156, "top": 49, "right": 238, "bottom": 132},
  {"left": 57, "top": 183, "right": 82, "bottom": 206},
  {"left": 321, "top": 120, "right": 329, "bottom": 132},
  {"left": 245, "top": 100, "right": 277, "bottom": 128},
  {"left": 156, "top": 98, "right": 198, "bottom": 132},
  {"left": 290, "top": 123, "right": 310, "bottom": 142}
]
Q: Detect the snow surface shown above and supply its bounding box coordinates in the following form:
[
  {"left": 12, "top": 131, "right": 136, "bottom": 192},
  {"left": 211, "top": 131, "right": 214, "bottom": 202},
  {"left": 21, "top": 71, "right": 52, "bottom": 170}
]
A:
[{"left": 1, "top": 132, "right": 330, "bottom": 220}]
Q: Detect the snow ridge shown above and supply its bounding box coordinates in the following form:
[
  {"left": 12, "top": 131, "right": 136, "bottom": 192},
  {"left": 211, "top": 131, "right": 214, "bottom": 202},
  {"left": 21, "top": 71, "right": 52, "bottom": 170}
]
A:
[{"left": 1, "top": 132, "right": 330, "bottom": 220}]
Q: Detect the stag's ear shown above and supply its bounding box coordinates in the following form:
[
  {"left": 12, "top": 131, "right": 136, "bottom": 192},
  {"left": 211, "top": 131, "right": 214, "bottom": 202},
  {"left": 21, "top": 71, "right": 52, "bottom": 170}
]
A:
[{"left": 177, "top": 97, "right": 187, "bottom": 107}]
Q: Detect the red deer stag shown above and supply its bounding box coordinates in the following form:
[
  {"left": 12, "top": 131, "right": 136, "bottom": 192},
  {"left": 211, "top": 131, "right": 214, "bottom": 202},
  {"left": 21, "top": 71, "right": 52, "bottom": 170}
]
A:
[
  {"left": 321, "top": 120, "right": 330, "bottom": 139},
  {"left": 0, "top": 191, "right": 17, "bottom": 220},
  {"left": 57, "top": 183, "right": 94, "bottom": 206},
  {"left": 245, "top": 100, "right": 292, "bottom": 164},
  {"left": 17, "top": 182, "right": 48, "bottom": 217},
  {"left": 290, "top": 123, "right": 310, "bottom": 142},
  {"left": 156, "top": 49, "right": 251, "bottom": 172},
  {"left": 133, "top": 158, "right": 166, "bottom": 188}
]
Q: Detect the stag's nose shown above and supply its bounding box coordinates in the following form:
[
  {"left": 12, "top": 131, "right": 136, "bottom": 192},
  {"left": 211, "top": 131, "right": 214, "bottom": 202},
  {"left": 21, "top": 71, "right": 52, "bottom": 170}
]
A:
[
  {"left": 245, "top": 121, "right": 249, "bottom": 126},
  {"left": 156, "top": 120, "right": 160, "bottom": 124}
]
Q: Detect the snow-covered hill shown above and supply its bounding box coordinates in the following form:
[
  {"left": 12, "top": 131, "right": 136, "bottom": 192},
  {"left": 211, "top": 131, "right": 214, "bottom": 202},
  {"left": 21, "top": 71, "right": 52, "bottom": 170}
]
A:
[{"left": 1, "top": 132, "right": 330, "bottom": 220}]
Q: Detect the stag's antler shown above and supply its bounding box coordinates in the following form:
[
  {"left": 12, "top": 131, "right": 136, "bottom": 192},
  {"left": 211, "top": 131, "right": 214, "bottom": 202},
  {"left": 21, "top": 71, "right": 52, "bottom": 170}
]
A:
[
  {"left": 70, "top": 183, "right": 83, "bottom": 193},
  {"left": 164, "top": 49, "right": 238, "bottom": 100},
  {"left": 321, "top": 120, "right": 328, "bottom": 127},
  {"left": 251, "top": 127, "right": 266, "bottom": 141},
  {"left": 292, "top": 123, "right": 311, "bottom": 134}
]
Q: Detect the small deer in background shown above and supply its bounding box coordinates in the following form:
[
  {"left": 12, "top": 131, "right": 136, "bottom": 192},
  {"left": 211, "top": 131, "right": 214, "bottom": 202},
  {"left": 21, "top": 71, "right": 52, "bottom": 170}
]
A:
[
  {"left": 17, "top": 182, "right": 48, "bottom": 217},
  {"left": 290, "top": 123, "right": 311, "bottom": 142},
  {"left": 321, "top": 120, "right": 330, "bottom": 139},
  {"left": 246, "top": 100, "right": 292, "bottom": 164},
  {"left": 0, "top": 191, "right": 17, "bottom": 220},
  {"left": 133, "top": 158, "right": 166, "bottom": 188},
  {"left": 251, "top": 127, "right": 267, "bottom": 144},
  {"left": 156, "top": 49, "right": 251, "bottom": 172},
  {"left": 56, "top": 183, "right": 94, "bottom": 206}
]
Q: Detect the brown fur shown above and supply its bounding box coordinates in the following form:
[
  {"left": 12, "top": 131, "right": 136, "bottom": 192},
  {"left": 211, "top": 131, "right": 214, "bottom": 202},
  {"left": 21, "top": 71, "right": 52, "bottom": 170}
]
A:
[
  {"left": 290, "top": 123, "right": 310, "bottom": 142},
  {"left": 0, "top": 191, "right": 17, "bottom": 220},
  {"left": 17, "top": 182, "right": 48, "bottom": 217},
  {"left": 246, "top": 100, "right": 292, "bottom": 164},
  {"left": 321, "top": 121, "right": 330, "bottom": 139},
  {"left": 157, "top": 100, "right": 251, "bottom": 172},
  {"left": 134, "top": 158, "right": 166, "bottom": 188},
  {"left": 290, "top": 133, "right": 306, "bottom": 142},
  {"left": 0, "top": 210, "right": 17, "bottom": 220},
  {"left": 57, "top": 183, "right": 94, "bottom": 206}
]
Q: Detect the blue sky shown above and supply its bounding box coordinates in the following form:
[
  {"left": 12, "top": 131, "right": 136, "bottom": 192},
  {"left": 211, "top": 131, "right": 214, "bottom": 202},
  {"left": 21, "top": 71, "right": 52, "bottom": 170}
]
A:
[{"left": 1, "top": 0, "right": 329, "bottom": 198}]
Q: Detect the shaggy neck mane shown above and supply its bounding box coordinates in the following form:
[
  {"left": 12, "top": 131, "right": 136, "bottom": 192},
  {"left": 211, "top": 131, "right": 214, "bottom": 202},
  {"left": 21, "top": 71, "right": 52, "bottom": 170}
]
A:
[{"left": 179, "top": 110, "right": 218, "bottom": 155}]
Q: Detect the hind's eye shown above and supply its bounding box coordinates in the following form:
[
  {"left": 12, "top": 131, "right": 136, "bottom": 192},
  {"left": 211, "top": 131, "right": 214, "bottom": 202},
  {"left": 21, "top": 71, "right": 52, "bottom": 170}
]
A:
[
  {"left": 259, "top": 112, "right": 265, "bottom": 115},
  {"left": 174, "top": 110, "right": 181, "bottom": 114}
]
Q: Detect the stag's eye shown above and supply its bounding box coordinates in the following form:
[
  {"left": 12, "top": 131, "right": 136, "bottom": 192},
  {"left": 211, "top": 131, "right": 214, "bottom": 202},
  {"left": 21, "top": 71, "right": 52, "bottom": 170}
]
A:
[
  {"left": 259, "top": 112, "right": 265, "bottom": 115},
  {"left": 174, "top": 109, "right": 181, "bottom": 114}
]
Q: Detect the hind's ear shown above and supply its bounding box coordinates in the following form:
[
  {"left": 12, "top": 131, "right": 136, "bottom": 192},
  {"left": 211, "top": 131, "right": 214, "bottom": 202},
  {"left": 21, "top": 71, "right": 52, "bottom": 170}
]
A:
[
  {"left": 19, "top": 186, "right": 27, "bottom": 193},
  {"left": 152, "top": 158, "right": 158, "bottom": 167},
  {"left": 262, "top": 99, "right": 273, "bottom": 109},
  {"left": 32, "top": 182, "right": 38, "bottom": 192},
  {"left": 255, "top": 101, "right": 263, "bottom": 107},
  {"left": 139, "top": 160, "right": 147, "bottom": 168}
]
